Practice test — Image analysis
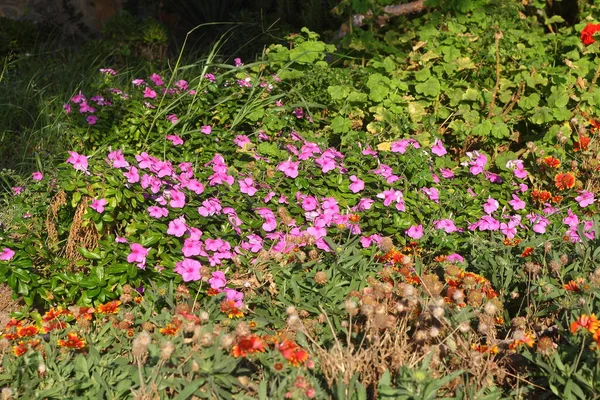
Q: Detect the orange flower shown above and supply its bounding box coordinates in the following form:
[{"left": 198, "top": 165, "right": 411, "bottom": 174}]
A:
[
  {"left": 276, "top": 339, "right": 310, "bottom": 367},
  {"left": 42, "top": 320, "right": 69, "bottom": 333},
  {"left": 521, "top": 247, "right": 534, "bottom": 258},
  {"left": 232, "top": 335, "right": 265, "bottom": 358},
  {"left": 76, "top": 307, "right": 95, "bottom": 320},
  {"left": 96, "top": 301, "right": 121, "bottom": 315},
  {"left": 591, "top": 119, "right": 600, "bottom": 133},
  {"left": 570, "top": 314, "right": 599, "bottom": 334},
  {"left": 42, "top": 307, "right": 71, "bottom": 322},
  {"left": 509, "top": 332, "right": 535, "bottom": 350},
  {"left": 543, "top": 156, "right": 561, "bottom": 168},
  {"left": 220, "top": 300, "right": 244, "bottom": 318},
  {"left": 207, "top": 288, "right": 220, "bottom": 296},
  {"left": 472, "top": 344, "right": 499, "bottom": 354},
  {"left": 159, "top": 323, "right": 180, "bottom": 336},
  {"left": 551, "top": 195, "right": 563, "bottom": 204},
  {"left": 16, "top": 325, "right": 39, "bottom": 338},
  {"left": 555, "top": 172, "right": 576, "bottom": 190},
  {"left": 57, "top": 332, "right": 86, "bottom": 349},
  {"left": 574, "top": 136, "right": 591, "bottom": 152},
  {"left": 564, "top": 278, "right": 585, "bottom": 292},
  {"left": 348, "top": 214, "right": 360, "bottom": 223},
  {"left": 532, "top": 189, "right": 552, "bottom": 203},
  {"left": 12, "top": 341, "right": 28, "bottom": 357}
]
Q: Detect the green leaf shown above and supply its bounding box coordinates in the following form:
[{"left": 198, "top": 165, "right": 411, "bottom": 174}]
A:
[
  {"left": 78, "top": 247, "right": 102, "bottom": 260},
  {"left": 331, "top": 116, "right": 352, "bottom": 133},
  {"left": 491, "top": 121, "right": 510, "bottom": 139},
  {"left": 472, "top": 120, "right": 493, "bottom": 136},
  {"left": 328, "top": 85, "right": 351, "bottom": 101},
  {"left": 519, "top": 93, "right": 540, "bottom": 110},
  {"left": 415, "top": 78, "right": 440, "bottom": 97}
]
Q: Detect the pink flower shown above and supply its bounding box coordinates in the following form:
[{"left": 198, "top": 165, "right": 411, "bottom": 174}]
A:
[
  {"left": 563, "top": 208, "right": 579, "bottom": 228},
  {"left": 169, "top": 189, "right": 186, "bottom": 208},
  {"left": 90, "top": 198, "right": 107, "bottom": 213},
  {"left": 422, "top": 187, "right": 440, "bottom": 203},
  {"left": 175, "top": 80, "right": 188, "bottom": 90},
  {"left": 256, "top": 208, "right": 277, "bottom": 232},
  {"left": 0, "top": 248, "right": 15, "bottom": 261},
  {"left": 357, "top": 198, "right": 374, "bottom": 211},
  {"left": 166, "top": 114, "right": 179, "bottom": 124},
  {"left": 224, "top": 288, "right": 244, "bottom": 308},
  {"left": 300, "top": 195, "right": 318, "bottom": 211},
  {"left": 440, "top": 168, "right": 454, "bottom": 179},
  {"left": 205, "top": 73, "right": 215, "bottom": 81},
  {"left": 201, "top": 125, "right": 212, "bottom": 134},
  {"left": 433, "top": 219, "right": 457, "bottom": 233},
  {"left": 241, "top": 234, "right": 263, "bottom": 253},
  {"left": 175, "top": 258, "right": 202, "bottom": 282},
  {"left": 149, "top": 73, "right": 164, "bottom": 86},
  {"left": 123, "top": 166, "right": 140, "bottom": 183},
  {"left": 132, "top": 79, "right": 144, "bottom": 86},
  {"left": 198, "top": 198, "right": 222, "bottom": 217},
  {"left": 406, "top": 224, "right": 424, "bottom": 239},
  {"left": 349, "top": 175, "right": 364, "bottom": 193},
  {"left": 63, "top": 103, "right": 71, "bottom": 114},
  {"left": 575, "top": 190, "right": 595, "bottom": 207},
  {"left": 166, "top": 135, "right": 183, "bottom": 145},
  {"left": 115, "top": 236, "right": 128, "bottom": 243},
  {"left": 483, "top": 197, "right": 499, "bottom": 214},
  {"left": 127, "top": 243, "right": 149, "bottom": 268},
  {"left": 234, "top": 135, "right": 251, "bottom": 147},
  {"left": 107, "top": 149, "right": 129, "bottom": 168},
  {"left": 276, "top": 160, "right": 300, "bottom": 178},
  {"left": 66, "top": 151, "right": 89, "bottom": 172},
  {"left": 86, "top": 115, "right": 98, "bottom": 125},
  {"left": 431, "top": 139, "right": 447, "bottom": 156},
  {"left": 99, "top": 68, "right": 117, "bottom": 76},
  {"left": 446, "top": 253, "right": 464, "bottom": 263},
  {"left": 209, "top": 271, "right": 227, "bottom": 289},
  {"left": 508, "top": 194, "right": 526, "bottom": 210},
  {"left": 239, "top": 177, "right": 257, "bottom": 196},
  {"left": 234, "top": 58, "right": 243, "bottom": 67},
  {"left": 148, "top": 206, "right": 168, "bottom": 218},
  {"left": 143, "top": 87, "right": 157, "bottom": 99},
  {"left": 167, "top": 217, "right": 187, "bottom": 237},
  {"left": 32, "top": 171, "right": 43, "bottom": 181},
  {"left": 500, "top": 222, "right": 517, "bottom": 238},
  {"left": 182, "top": 239, "right": 204, "bottom": 257}
]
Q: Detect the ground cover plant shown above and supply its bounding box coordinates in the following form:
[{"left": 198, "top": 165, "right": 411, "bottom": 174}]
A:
[{"left": 3, "top": 0, "right": 600, "bottom": 398}]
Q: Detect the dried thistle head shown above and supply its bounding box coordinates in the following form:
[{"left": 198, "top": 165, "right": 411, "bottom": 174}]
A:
[{"left": 379, "top": 237, "right": 394, "bottom": 253}]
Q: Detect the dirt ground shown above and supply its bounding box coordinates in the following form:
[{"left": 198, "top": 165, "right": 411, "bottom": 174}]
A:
[{"left": 0, "top": 284, "right": 21, "bottom": 328}]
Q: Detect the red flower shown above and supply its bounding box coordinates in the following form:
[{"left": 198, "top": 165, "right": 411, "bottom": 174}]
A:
[
  {"left": 232, "top": 335, "right": 265, "bottom": 358},
  {"left": 96, "top": 301, "right": 121, "bottom": 315},
  {"left": 12, "top": 341, "right": 28, "bottom": 357},
  {"left": 220, "top": 300, "right": 244, "bottom": 318},
  {"left": 16, "top": 325, "right": 39, "bottom": 338},
  {"left": 276, "top": 339, "right": 310, "bottom": 367},
  {"left": 543, "top": 156, "right": 561, "bottom": 168},
  {"left": 555, "top": 172, "right": 576, "bottom": 190},
  {"left": 57, "top": 332, "right": 86, "bottom": 349},
  {"left": 521, "top": 247, "right": 534, "bottom": 258},
  {"left": 581, "top": 23, "right": 600, "bottom": 46},
  {"left": 574, "top": 136, "right": 591, "bottom": 152}
]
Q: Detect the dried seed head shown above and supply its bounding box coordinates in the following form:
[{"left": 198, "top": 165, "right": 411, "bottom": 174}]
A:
[
  {"left": 549, "top": 260, "right": 561, "bottom": 275},
  {"left": 544, "top": 241, "right": 552, "bottom": 253},
  {"left": 132, "top": 331, "right": 151, "bottom": 362},
  {"left": 344, "top": 299, "right": 359, "bottom": 316},
  {"left": 314, "top": 271, "right": 327, "bottom": 285},
  {"left": 429, "top": 326, "right": 440, "bottom": 337},
  {"left": 560, "top": 254, "right": 569, "bottom": 266},
  {"left": 308, "top": 249, "right": 319, "bottom": 260},
  {"left": 287, "top": 314, "right": 302, "bottom": 330},
  {"left": 536, "top": 336, "right": 557, "bottom": 355},
  {"left": 118, "top": 320, "right": 131, "bottom": 330},
  {"left": 176, "top": 284, "right": 190, "bottom": 298},
  {"left": 175, "top": 303, "right": 191, "bottom": 315},
  {"left": 2, "top": 388, "right": 13, "bottom": 400},
  {"left": 421, "top": 274, "right": 443, "bottom": 297},
  {"left": 430, "top": 306, "right": 445, "bottom": 319},
  {"left": 467, "top": 290, "right": 484, "bottom": 307},
  {"left": 220, "top": 334, "right": 234, "bottom": 349},
  {"left": 120, "top": 293, "right": 133, "bottom": 304},
  {"left": 511, "top": 317, "right": 527, "bottom": 330},
  {"left": 0, "top": 338, "right": 9, "bottom": 352},
  {"left": 199, "top": 332, "right": 213, "bottom": 347},
  {"left": 413, "top": 330, "right": 428, "bottom": 343},
  {"left": 360, "top": 303, "right": 375, "bottom": 318},
  {"left": 160, "top": 341, "right": 175, "bottom": 361},
  {"left": 484, "top": 301, "right": 498, "bottom": 316},
  {"left": 235, "top": 322, "right": 250, "bottom": 337},
  {"left": 141, "top": 322, "right": 155, "bottom": 332},
  {"left": 38, "top": 363, "right": 46, "bottom": 375},
  {"left": 458, "top": 321, "right": 470, "bottom": 333},
  {"left": 399, "top": 283, "right": 416, "bottom": 298},
  {"left": 452, "top": 289, "right": 465, "bottom": 303},
  {"left": 199, "top": 311, "right": 209, "bottom": 323},
  {"left": 299, "top": 309, "right": 309, "bottom": 318},
  {"left": 122, "top": 284, "right": 133, "bottom": 294},
  {"left": 379, "top": 237, "right": 394, "bottom": 253},
  {"left": 286, "top": 306, "right": 297, "bottom": 316}
]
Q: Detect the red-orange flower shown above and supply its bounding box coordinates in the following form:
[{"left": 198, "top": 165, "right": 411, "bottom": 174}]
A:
[
  {"left": 555, "top": 172, "right": 576, "bottom": 190},
  {"left": 348, "top": 214, "right": 360, "bottom": 223},
  {"left": 472, "top": 344, "right": 499, "bottom": 354},
  {"left": 509, "top": 332, "right": 535, "bottom": 350},
  {"left": 574, "top": 136, "right": 591, "bottom": 152},
  {"left": 276, "top": 339, "right": 310, "bottom": 367},
  {"left": 564, "top": 278, "right": 585, "bottom": 292},
  {"left": 76, "top": 307, "right": 95, "bottom": 320},
  {"left": 220, "top": 300, "right": 244, "bottom": 318},
  {"left": 159, "top": 323, "right": 180, "bottom": 336},
  {"left": 570, "top": 314, "right": 599, "bottom": 334},
  {"left": 16, "top": 325, "right": 39, "bottom": 338},
  {"left": 96, "top": 301, "right": 121, "bottom": 315},
  {"left": 57, "top": 332, "right": 86, "bottom": 349},
  {"left": 12, "top": 341, "right": 28, "bottom": 357},
  {"left": 581, "top": 23, "right": 600, "bottom": 46},
  {"left": 521, "top": 247, "right": 534, "bottom": 258},
  {"left": 232, "top": 335, "right": 265, "bottom": 358},
  {"left": 532, "top": 189, "right": 552, "bottom": 203},
  {"left": 543, "top": 156, "right": 561, "bottom": 168},
  {"left": 42, "top": 307, "right": 71, "bottom": 322},
  {"left": 591, "top": 119, "right": 600, "bottom": 133}
]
